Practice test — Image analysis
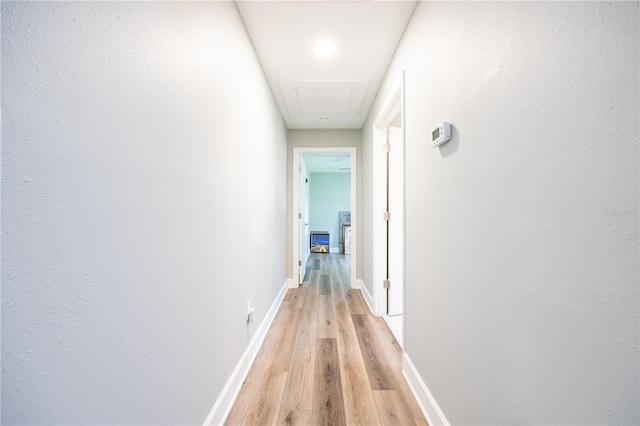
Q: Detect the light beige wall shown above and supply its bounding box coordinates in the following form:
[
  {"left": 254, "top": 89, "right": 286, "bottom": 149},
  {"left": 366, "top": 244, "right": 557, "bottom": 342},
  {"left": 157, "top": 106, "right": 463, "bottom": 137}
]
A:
[
  {"left": 1, "top": 2, "right": 287, "bottom": 424},
  {"left": 287, "top": 130, "right": 362, "bottom": 279},
  {"left": 363, "top": 1, "right": 638, "bottom": 424}
]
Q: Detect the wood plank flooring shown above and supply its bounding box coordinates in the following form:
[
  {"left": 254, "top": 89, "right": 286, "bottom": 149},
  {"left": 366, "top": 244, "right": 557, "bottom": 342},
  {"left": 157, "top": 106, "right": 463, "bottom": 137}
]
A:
[{"left": 225, "top": 254, "right": 427, "bottom": 426}]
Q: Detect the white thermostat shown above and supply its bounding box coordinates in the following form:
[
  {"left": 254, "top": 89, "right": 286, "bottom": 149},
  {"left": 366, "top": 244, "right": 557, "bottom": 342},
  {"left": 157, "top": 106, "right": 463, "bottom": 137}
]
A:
[{"left": 431, "top": 122, "right": 451, "bottom": 147}]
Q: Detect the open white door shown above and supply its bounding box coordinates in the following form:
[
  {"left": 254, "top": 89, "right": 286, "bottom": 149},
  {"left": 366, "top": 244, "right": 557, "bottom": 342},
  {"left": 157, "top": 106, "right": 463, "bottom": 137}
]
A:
[
  {"left": 387, "top": 126, "right": 404, "bottom": 316},
  {"left": 298, "top": 156, "right": 308, "bottom": 285},
  {"left": 372, "top": 74, "right": 405, "bottom": 347}
]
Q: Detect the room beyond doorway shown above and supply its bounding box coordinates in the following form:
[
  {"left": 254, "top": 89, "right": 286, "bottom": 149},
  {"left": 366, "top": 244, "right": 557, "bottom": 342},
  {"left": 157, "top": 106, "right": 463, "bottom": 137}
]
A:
[
  {"left": 292, "top": 147, "right": 357, "bottom": 289},
  {"left": 303, "top": 153, "right": 351, "bottom": 255}
]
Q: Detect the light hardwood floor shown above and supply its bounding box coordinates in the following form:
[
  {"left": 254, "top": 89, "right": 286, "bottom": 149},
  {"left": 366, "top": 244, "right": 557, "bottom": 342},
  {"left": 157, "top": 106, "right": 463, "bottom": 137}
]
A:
[{"left": 225, "top": 254, "right": 427, "bottom": 426}]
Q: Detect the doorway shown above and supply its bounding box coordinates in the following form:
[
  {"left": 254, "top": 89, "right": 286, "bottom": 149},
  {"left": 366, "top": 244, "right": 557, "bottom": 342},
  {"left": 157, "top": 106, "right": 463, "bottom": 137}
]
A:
[
  {"left": 292, "top": 147, "right": 357, "bottom": 289},
  {"left": 372, "top": 75, "right": 406, "bottom": 348}
]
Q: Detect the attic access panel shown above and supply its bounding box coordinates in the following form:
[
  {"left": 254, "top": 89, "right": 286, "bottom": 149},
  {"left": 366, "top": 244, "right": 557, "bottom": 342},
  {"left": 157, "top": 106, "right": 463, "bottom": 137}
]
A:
[{"left": 279, "top": 80, "right": 369, "bottom": 116}]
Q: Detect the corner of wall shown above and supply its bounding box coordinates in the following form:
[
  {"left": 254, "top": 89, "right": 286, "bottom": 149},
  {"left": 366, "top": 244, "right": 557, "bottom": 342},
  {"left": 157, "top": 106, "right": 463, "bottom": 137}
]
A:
[
  {"left": 358, "top": 279, "right": 375, "bottom": 315},
  {"left": 203, "top": 280, "right": 289, "bottom": 426},
  {"left": 402, "top": 352, "right": 450, "bottom": 426}
]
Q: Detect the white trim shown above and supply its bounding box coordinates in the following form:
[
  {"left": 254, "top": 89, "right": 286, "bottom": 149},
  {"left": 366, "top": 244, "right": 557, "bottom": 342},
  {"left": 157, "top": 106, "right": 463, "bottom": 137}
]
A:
[
  {"left": 371, "top": 77, "right": 405, "bottom": 318},
  {"left": 203, "top": 280, "right": 289, "bottom": 426},
  {"left": 287, "top": 278, "right": 297, "bottom": 289},
  {"left": 359, "top": 280, "right": 375, "bottom": 315},
  {"left": 353, "top": 278, "right": 363, "bottom": 290},
  {"left": 402, "top": 352, "right": 450, "bottom": 426},
  {"left": 293, "top": 147, "right": 357, "bottom": 289},
  {"left": 329, "top": 247, "right": 340, "bottom": 253},
  {"left": 373, "top": 83, "right": 403, "bottom": 129}
]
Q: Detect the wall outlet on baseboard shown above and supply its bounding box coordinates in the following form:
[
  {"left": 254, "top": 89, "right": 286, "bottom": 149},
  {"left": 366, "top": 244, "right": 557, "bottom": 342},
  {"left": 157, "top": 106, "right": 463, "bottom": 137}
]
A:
[{"left": 246, "top": 301, "right": 255, "bottom": 323}]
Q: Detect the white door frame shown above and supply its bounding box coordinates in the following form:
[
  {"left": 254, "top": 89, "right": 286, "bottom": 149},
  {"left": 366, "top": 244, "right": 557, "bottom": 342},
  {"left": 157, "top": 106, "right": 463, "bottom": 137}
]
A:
[
  {"left": 292, "top": 147, "right": 357, "bottom": 289},
  {"left": 298, "top": 156, "right": 309, "bottom": 285},
  {"left": 372, "top": 76, "right": 406, "bottom": 335}
]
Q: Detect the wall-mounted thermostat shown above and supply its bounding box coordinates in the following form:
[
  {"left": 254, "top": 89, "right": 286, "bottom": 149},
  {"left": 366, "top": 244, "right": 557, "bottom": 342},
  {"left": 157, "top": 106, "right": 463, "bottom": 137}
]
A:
[{"left": 431, "top": 122, "right": 451, "bottom": 148}]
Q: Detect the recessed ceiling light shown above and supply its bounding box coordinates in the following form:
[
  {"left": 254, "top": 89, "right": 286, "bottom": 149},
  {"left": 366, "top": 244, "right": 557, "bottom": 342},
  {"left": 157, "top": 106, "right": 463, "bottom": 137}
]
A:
[
  {"left": 314, "top": 40, "right": 336, "bottom": 58},
  {"left": 320, "top": 117, "right": 330, "bottom": 123}
]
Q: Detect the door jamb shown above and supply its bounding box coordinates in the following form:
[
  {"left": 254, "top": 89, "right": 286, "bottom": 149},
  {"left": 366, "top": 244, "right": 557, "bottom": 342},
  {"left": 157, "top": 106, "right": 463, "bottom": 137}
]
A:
[{"left": 372, "top": 76, "right": 406, "bottom": 327}]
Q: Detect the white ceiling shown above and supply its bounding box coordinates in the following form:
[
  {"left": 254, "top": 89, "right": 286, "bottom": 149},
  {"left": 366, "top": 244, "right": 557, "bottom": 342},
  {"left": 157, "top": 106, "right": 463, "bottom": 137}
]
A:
[
  {"left": 236, "top": 1, "right": 417, "bottom": 129},
  {"left": 303, "top": 153, "right": 351, "bottom": 173}
]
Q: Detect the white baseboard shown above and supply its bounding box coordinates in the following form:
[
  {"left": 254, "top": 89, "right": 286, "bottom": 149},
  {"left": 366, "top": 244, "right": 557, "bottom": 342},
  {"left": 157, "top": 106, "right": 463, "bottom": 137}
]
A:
[
  {"left": 402, "top": 352, "right": 450, "bottom": 426},
  {"left": 359, "top": 280, "right": 374, "bottom": 315},
  {"left": 287, "top": 278, "right": 297, "bottom": 288},
  {"left": 203, "top": 280, "right": 289, "bottom": 426},
  {"left": 330, "top": 247, "right": 339, "bottom": 253},
  {"left": 352, "top": 278, "right": 362, "bottom": 289}
]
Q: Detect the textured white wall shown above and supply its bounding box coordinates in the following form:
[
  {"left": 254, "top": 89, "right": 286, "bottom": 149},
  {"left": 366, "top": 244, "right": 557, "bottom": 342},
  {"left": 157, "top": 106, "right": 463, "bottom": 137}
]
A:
[
  {"left": 363, "top": 2, "right": 639, "bottom": 424},
  {"left": 286, "top": 130, "right": 362, "bottom": 277},
  {"left": 309, "top": 173, "right": 351, "bottom": 250},
  {"left": 1, "top": 2, "right": 286, "bottom": 424}
]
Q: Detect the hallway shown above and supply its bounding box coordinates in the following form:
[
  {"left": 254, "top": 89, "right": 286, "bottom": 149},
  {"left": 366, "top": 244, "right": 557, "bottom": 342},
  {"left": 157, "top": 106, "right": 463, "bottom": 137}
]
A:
[
  {"left": 225, "top": 254, "right": 426, "bottom": 426},
  {"left": 2, "top": 2, "right": 638, "bottom": 424}
]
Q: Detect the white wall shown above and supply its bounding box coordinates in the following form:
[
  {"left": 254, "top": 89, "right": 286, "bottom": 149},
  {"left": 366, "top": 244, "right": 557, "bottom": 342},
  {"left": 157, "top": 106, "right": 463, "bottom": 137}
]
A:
[
  {"left": 309, "top": 173, "right": 351, "bottom": 250},
  {"left": 363, "top": 2, "right": 639, "bottom": 424},
  {"left": 1, "top": 2, "right": 287, "bottom": 424},
  {"left": 287, "top": 130, "right": 362, "bottom": 277}
]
